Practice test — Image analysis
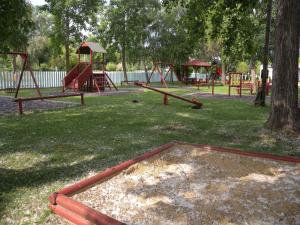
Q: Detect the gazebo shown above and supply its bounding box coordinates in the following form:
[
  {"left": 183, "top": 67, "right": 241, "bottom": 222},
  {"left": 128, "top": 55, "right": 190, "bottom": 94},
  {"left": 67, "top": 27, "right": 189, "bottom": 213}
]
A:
[{"left": 182, "top": 59, "right": 211, "bottom": 84}]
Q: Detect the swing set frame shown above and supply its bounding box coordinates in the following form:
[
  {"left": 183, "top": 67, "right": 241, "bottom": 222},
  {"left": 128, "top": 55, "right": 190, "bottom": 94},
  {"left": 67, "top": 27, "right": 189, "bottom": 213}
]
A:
[
  {"left": 147, "top": 61, "right": 180, "bottom": 88},
  {"left": 0, "top": 52, "right": 42, "bottom": 98}
]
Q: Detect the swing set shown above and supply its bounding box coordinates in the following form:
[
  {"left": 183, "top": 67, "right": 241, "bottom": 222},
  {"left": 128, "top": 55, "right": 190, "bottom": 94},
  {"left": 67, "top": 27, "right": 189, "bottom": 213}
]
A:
[
  {"left": 0, "top": 52, "right": 84, "bottom": 114},
  {"left": 0, "top": 52, "right": 42, "bottom": 98},
  {"left": 147, "top": 61, "right": 180, "bottom": 88}
]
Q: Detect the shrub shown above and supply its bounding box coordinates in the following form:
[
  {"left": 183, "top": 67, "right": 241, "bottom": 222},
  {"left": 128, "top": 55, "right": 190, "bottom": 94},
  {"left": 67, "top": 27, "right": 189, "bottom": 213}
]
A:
[{"left": 106, "top": 62, "right": 117, "bottom": 71}]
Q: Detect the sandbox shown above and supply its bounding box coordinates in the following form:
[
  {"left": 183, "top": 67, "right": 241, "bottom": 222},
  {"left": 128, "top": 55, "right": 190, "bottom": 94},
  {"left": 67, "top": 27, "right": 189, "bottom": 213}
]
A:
[{"left": 49, "top": 141, "right": 300, "bottom": 225}]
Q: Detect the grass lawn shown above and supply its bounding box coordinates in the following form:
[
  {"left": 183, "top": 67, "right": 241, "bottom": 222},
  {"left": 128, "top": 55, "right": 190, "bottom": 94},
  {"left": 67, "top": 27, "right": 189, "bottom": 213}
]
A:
[{"left": 0, "top": 85, "right": 299, "bottom": 224}]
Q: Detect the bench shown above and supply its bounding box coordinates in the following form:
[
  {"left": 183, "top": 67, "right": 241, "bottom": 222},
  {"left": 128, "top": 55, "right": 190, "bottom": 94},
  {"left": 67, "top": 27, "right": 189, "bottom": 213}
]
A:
[
  {"left": 14, "top": 93, "right": 84, "bottom": 115},
  {"left": 236, "top": 82, "right": 254, "bottom": 95}
]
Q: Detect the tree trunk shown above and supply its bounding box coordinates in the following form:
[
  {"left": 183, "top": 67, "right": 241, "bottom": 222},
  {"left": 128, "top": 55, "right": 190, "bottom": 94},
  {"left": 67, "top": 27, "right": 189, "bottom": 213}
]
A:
[
  {"left": 249, "top": 61, "right": 257, "bottom": 92},
  {"left": 65, "top": 43, "right": 70, "bottom": 72},
  {"left": 64, "top": 16, "right": 70, "bottom": 72},
  {"left": 255, "top": 0, "right": 273, "bottom": 106},
  {"left": 221, "top": 63, "right": 226, "bottom": 85},
  {"left": 121, "top": 45, "right": 128, "bottom": 82},
  {"left": 250, "top": 68, "right": 256, "bottom": 92},
  {"left": 12, "top": 55, "right": 17, "bottom": 88},
  {"left": 144, "top": 62, "right": 149, "bottom": 82},
  {"left": 266, "top": 0, "right": 300, "bottom": 132}
]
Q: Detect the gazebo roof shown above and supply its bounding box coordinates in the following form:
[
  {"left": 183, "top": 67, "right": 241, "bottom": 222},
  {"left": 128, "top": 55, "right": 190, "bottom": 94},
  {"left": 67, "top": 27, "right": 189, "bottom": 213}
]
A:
[
  {"left": 183, "top": 59, "right": 211, "bottom": 68},
  {"left": 76, "top": 42, "right": 107, "bottom": 54}
]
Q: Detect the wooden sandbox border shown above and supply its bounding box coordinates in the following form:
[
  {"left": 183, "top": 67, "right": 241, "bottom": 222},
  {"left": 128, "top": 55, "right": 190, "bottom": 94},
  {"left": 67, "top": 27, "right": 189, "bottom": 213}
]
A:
[{"left": 49, "top": 141, "right": 300, "bottom": 225}]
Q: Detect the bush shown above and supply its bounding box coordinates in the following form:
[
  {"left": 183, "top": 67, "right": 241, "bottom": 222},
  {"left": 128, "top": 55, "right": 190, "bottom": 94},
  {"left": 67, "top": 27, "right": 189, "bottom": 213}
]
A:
[
  {"left": 39, "top": 63, "right": 49, "bottom": 71},
  {"left": 106, "top": 62, "right": 117, "bottom": 71},
  {"left": 236, "top": 62, "right": 249, "bottom": 73}
]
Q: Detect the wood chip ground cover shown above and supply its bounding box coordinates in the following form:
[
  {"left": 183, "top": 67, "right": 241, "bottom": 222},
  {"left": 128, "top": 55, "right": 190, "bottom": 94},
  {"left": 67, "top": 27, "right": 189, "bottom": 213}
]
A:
[{"left": 53, "top": 144, "right": 300, "bottom": 225}]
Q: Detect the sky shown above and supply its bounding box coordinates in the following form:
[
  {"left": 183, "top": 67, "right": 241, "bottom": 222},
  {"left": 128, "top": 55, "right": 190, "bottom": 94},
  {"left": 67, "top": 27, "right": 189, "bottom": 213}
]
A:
[{"left": 30, "top": 0, "right": 46, "bottom": 6}]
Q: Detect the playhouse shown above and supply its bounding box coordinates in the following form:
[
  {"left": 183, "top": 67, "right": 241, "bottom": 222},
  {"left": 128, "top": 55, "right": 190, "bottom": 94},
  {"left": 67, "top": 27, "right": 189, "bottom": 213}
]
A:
[{"left": 63, "top": 42, "right": 117, "bottom": 93}]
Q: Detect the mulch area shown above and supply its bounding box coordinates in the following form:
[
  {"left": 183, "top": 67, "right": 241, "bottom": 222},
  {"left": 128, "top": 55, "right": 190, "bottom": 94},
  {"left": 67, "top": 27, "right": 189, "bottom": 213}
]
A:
[{"left": 0, "top": 96, "right": 77, "bottom": 115}]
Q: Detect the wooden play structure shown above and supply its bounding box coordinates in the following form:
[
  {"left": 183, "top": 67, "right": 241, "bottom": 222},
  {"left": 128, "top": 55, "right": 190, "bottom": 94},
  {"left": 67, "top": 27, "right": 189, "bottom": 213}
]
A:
[
  {"left": 228, "top": 72, "right": 254, "bottom": 97},
  {"left": 0, "top": 52, "right": 42, "bottom": 98},
  {"left": 147, "top": 62, "right": 180, "bottom": 88},
  {"left": 135, "top": 82, "right": 203, "bottom": 108},
  {"left": 63, "top": 42, "right": 117, "bottom": 93}
]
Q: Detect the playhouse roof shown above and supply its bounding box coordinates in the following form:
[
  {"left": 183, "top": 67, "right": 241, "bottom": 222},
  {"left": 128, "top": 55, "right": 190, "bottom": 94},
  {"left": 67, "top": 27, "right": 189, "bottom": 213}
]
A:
[
  {"left": 76, "top": 42, "right": 107, "bottom": 54},
  {"left": 183, "top": 59, "right": 211, "bottom": 68}
]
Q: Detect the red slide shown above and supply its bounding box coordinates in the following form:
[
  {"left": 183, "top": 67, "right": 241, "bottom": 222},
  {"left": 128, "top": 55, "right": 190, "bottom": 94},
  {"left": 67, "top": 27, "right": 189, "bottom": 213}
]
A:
[{"left": 63, "top": 62, "right": 92, "bottom": 92}]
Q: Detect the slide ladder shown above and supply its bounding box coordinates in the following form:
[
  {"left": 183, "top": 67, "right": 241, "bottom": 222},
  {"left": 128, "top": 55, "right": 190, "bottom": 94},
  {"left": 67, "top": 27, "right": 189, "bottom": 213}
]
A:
[{"left": 93, "top": 72, "right": 118, "bottom": 92}]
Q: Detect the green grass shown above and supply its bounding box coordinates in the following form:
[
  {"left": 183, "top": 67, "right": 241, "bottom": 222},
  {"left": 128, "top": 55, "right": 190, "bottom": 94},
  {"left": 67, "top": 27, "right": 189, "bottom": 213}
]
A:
[{"left": 0, "top": 86, "right": 299, "bottom": 224}]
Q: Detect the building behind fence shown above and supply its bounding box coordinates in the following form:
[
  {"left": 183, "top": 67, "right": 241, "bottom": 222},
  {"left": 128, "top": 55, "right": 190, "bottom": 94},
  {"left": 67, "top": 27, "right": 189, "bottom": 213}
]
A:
[{"left": 0, "top": 71, "right": 178, "bottom": 90}]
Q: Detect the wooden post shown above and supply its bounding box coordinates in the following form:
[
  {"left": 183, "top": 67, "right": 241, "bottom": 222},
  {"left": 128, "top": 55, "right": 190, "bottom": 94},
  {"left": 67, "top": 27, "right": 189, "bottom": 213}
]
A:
[
  {"left": 28, "top": 64, "right": 42, "bottom": 98},
  {"left": 212, "top": 77, "right": 215, "bottom": 95},
  {"left": 14, "top": 55, "right": 27, "bottom": 98},
  {"left": 228, "top": 73, "right": 231, "bottom": 96},
  {"left": 18, "top": 99, "right": 23, "bottom": 115},
  {"left": 90, "top": 49, "right": 93, "bottom": 64},
  {"left": 80, "top": 93, "right": 84, "bottom": 105},
  {"left": 239, "top": 73, "right": 242, "bottom": 97},
  {"left": 163, "top": 94, "right": 168, "bottom": 105}
]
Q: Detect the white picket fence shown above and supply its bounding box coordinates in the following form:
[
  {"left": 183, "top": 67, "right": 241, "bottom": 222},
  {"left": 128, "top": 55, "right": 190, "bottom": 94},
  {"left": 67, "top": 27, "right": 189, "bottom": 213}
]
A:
[{"left": 0, "top": 70, "right": 178, "bottom": 90}]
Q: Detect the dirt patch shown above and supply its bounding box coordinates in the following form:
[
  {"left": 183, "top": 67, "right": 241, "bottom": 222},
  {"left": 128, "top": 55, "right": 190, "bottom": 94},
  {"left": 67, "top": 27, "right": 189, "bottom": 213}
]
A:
[
  {"left": 54, "top": 144, "right": 300, "bottom": 225},
  {"left": 0, "top": 96, "right": 77, "bottom": 115}
]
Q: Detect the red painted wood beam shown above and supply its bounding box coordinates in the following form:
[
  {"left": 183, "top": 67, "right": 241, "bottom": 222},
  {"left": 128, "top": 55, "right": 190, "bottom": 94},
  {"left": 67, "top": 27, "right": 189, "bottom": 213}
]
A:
[
  {"left": 57, "top": 142, "right": 175, "bottom": 196},
  {"left": 50, "top": 204, "right": 94, "bottom": 225},
  {"left": 173, "top": 141, "right": 300, "bottom": 163},
  {"left": 49, "top": 140, "right": 300, "bottom": 225},
  {"left": 135, "top": 82, "right": 203, "bottom": 108},
  {"left": 55, "top": 194, "right": 124, "bottom": 225}
]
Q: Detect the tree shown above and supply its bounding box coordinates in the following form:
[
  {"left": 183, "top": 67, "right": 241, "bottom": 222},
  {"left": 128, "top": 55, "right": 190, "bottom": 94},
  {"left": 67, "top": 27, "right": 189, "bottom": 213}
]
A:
[
  {"left": 254, "top": 0, "right": 273, "bottom": 106},
  {"left": 99, "top": 0, "right": 160, "bottom": 81},
  {"left": 45, "top": 0, "right": 101, "bottom": 71},
  {"left": 148, "top": 6, "right": 199, "bottom": 65},
  {"left": 0, "top": 0, "right": 33, "bottom": 51},
  {"left": 267, "top": 0, "right": 300, "bottom": 131},
  {"left": 27, "top": 7, "right": 53, "bottom": 69}
]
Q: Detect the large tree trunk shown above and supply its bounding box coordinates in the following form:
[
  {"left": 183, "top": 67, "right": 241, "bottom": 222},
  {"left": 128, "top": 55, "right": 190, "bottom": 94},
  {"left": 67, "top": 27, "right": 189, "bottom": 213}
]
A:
[
  {"left": 121, "top": 45, "right": 128, "bottom": 82},
  {"left": 267, "top": 0, "right": 300, "bottom": 132},
  {"left": 65, "top": 43, "right": 70, "bottom": 72},
  {"left": 255, "top": 0, "right": 273, "bottom": 106}
]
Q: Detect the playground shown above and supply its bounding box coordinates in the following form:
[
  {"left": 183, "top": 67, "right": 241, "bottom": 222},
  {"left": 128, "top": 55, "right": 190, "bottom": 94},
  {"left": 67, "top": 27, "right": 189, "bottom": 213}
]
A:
[
  {"left": 1, "top": 84, "right": 300, "bottom": 224},
  {"left": 2, "top": 0, "right": 300, "bottom": 224},
  {"left": 0, "top": 46, "right": 299, "bottom": 224}
]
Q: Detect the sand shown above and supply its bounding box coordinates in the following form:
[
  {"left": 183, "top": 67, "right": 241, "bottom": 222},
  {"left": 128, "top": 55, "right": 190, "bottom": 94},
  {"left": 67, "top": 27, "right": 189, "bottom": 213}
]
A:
[{"left": 66, "top": 144, "right": 300, "bottom": 225}]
